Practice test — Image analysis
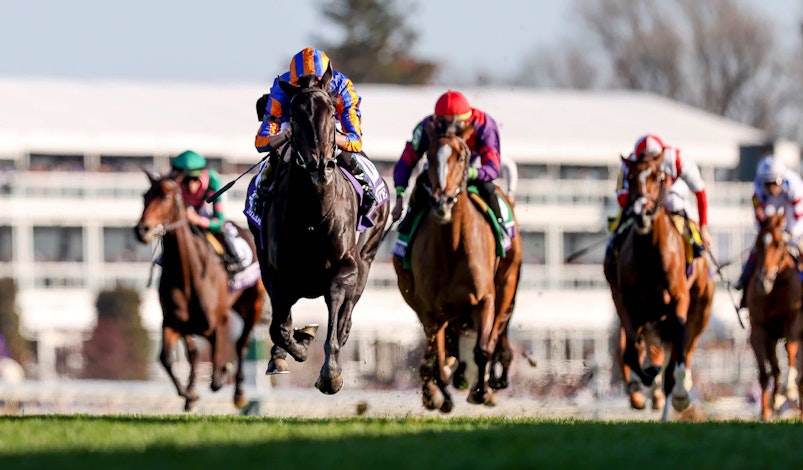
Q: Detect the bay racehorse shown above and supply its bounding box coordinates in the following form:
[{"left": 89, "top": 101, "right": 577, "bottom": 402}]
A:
[
  {"left": 394, "top": 119, "right": 522, "bottom": 412},
  {"left": 603, "top": 153, "right": 714, "bottom": 421},
  {"left": 251, "top": 70, "right": 389, "bottom": 394},
  {"left": 135, "top": 170, "right": 266, "bottom": 411},
  {"left": 746, "top": 206, "right": 803, "bottom": 421}
]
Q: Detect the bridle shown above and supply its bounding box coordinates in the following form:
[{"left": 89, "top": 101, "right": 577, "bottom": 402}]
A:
[
  {"left": 147, "top": 182, "right": 189, "bottom": 237},
  {"left": 288, "top": 87, "right": 337, "bottom": 176},
  {"left": 628, "top": 159, "right": 668, "bottom": 232},
  {"left": 426, "top": 133, "right": 471, "bottom": 208}
]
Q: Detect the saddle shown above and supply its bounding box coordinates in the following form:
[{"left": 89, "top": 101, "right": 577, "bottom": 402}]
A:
[{"left": 393, "top": 189, "right": 515, "bottom": 270}]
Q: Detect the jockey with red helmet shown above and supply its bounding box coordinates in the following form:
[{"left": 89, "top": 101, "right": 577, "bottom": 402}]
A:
[
  {"left": 392, "top": 90, "right": 507, "bottom": 240},
  {"left": 253, "top": 47, "right": 376, "bottom": 214},
  {"left": 606, "top": 134, "right": 711, "bottom": 262}
]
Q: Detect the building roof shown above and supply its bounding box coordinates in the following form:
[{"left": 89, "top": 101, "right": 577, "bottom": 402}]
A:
[{"left": 0, "top": 77, "right": 786, "bottom": 167}]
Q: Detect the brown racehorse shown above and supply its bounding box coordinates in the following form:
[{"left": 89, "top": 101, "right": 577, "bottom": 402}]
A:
[
  {"left": 603, "top": 154, "right": 714, "bottom": 421},
  {"left": 135, "top": 171, "right": 266, "bottom": 411},
  {"left": 394, "top": 120, "right": 522, "bottom": 412},
  {"left": 746, "top": 206, "right": 803, "bottom": 421}
]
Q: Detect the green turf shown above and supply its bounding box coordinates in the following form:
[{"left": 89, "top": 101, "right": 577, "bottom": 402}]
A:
[{"left": 1, "top": 415, "right": 802, "bottom": 469}]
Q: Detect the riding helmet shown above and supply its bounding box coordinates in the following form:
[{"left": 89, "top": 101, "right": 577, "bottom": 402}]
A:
[
  {"left": 434, "top": 90, "right": 472, "bottom": 121},
  {"left": 633, "top": 134, "right": 665, "bottom": 160},
  {"left": 289, "top": 48, "right": 331, "bottom": 84},
  {"left": 171, "top": 150, "right": 207, "bottom": 177},
  {"left": 756, "top": 155, "right": 785, "bottom": 185}
]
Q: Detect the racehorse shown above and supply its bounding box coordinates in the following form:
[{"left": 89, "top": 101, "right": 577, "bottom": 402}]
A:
[
  {"left": 746, "top": 206, "right": 803, "bottom": 421},
  {"left": 393, "top": 119, "right": 522, "bottom": 412},
  {"left": 603, "top": 154, "right": 714, "bottom": 421},
  {"left": 252, "top": 70, "right": 389, "bottom": 394},
  {"left": 135, "top": 171, "right": 266, "bottom": 411}
]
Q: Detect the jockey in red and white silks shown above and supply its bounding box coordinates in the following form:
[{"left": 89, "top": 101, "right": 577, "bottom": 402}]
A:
[{"left": 614, "top": 134, "right": 711, "bottom": 252}]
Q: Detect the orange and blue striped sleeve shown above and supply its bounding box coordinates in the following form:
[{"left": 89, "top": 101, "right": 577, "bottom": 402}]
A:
[
  {"left": 331, "top": 71, "right": 363, "bottom": 153},
  {"left": 255, "top": 76, "right": 290, "bottom": 152}
]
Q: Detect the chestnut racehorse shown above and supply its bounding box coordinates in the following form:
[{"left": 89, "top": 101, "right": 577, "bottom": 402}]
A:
[
  {"left": 394, "top": 120, "right": 522, "bottom": 412},
  {"left": 603, "top": 154, "right": 714, "bottom": 421},
  {"left": 747, "top": 206, "right": 803, "bottom": 421},
  {"left": 135, "top": 171, "right": 266, "bottom": 411}
]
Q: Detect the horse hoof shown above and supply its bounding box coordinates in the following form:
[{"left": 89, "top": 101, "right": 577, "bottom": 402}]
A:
[
  {"left": 452, "top": 363, "right": 469, "bottom": 390},
  {"left": 265, "top": 358, "right": 290, "bottom": 375},
  {"left": 629, "top": 392, "right": 646, "bottom": 410},
  {"left": 672, "top": 394, "right": 691, "bottom": 412},
  {"left": 423, "top": 382, "right": 444, "bottom": 411},
  {"left": 468, "top": 388, "right": 492, "bottom": 405},
  {"left": 234, "top": 391, "right": 248, "bottom": 410},
  {"left": 489, "top": 377, "right": 508, "bottom": 390},
  {"left": 652, "top": 390, "right": 666, "bottom": 410},
  {"left": 484, "top": 391, "right": 498, "bottom": 407},
  {"left": 184, "top": 395, "right": 199, "bottom": 412},
  {"left": 210, "top": 381, "right": 223, "bottom": 392},
  {"left": 294, "top": 324, "right": 319, "bottom": 342},
  {"left": 314, "top": 374, "right": 344, "bottom": 395},
  {"left": 439, "top": 397, "right": 454, "bottom": 414}
]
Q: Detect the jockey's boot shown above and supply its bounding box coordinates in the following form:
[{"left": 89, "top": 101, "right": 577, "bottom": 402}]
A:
[
  {"left": 254, "top": 156, "right": 280, "bottom": 215},
  {"left": 340, "top": 152, "right": 376, "bottom": 216},
  {"left": 222, "top": 224, "right": 245, "bottom": 274},
  {"left": 686, "top": 219, "right": 706, "bottom": 258},
  {"left": 485, "top": 188, "right": 510, "bottom": 247}
]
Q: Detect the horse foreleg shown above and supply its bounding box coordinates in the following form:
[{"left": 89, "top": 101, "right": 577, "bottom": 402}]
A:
[
  {"left": 232, "top": 312, "right": 257, "bottom": 409},
  {"left": 785, "top": 340, "right": 799, "bottom": 407},
  {"left": 268, "top": 298, "right": 311, "bottom": 363},
  {"left": 769, "top": 341, "right": 783, "bottom": 413},
  {"left": 208, "top": 328, "right": 228, "bottom": 393},
  {"left": 617, "top": 327, "right": 646, "bottom": 410},
  {"left": 160, "top": 327, "right": 194, "bottom": 409},
  {"left": 750, "top": 328, "right": 773, "bottom": 421},
  {"left": 489, "top": 324, "right": 513, "bottom": 390},
  {"left": 183, "top": 335, "right": 201, "bottom": 411},
  {"left": 420, "top": 323, "right": 452, "bottom": 413},
  {"left": 469, "top": 297, "right": 496, "bottom": 407}
]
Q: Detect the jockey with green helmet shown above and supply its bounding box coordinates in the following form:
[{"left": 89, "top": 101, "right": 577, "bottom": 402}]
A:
[
  {"left": 170, "top": 150, "right": 245, "bottom": 273},
  {"left": 253, "top": 47, "right": 376, "bottom": 215}
]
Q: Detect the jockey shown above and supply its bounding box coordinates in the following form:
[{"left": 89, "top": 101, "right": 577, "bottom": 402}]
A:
[
  {"left": 170, "top": 150, "right": 245, "bottom": 274},
  {"left": 734, "top": 155, "right": 803, "bottom": 304},
  {"left": 606, "top": 134, "right": 711, "bottom": 261},
  {"left": 392, "top": 90, "right": 507, "bottom": 240},
  {"left": 253, "top": 47, "right": 376, "bottom": 215}
]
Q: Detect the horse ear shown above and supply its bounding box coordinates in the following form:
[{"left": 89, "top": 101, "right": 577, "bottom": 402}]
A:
[
  {"left": 318, "top": 63, "right": 333, "bottom": 90},
  {"left": 279, "top": 78, "right": 298, "bottom": 98},
  {"left": 141, "top": 166, "right": 160, "bottom": 183}
]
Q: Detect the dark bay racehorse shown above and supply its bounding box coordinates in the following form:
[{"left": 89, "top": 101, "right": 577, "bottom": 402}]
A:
[
  {"left": 252, "top": 70, "right": 389, "bottom": 394},
  {"left": 603, "top": 154, "right": 714, "bottom": 421},
  {"left": 394, "top": 120, "right": 523, "bottom": 412},
  {"left": 135, "top": 171, "right": 266, "bottom": 411},
  {"left": 747, "top": 207, "right": 803, "bottom": 421}
]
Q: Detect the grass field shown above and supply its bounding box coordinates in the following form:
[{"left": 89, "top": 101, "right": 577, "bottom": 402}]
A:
[{"left": 1, "top": 415, "right": 802, "bottom": 469}]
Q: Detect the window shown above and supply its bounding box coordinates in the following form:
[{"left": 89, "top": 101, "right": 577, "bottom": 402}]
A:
[
  {"left": 520, "top": 231, "right": 546, "bottom": 264},
  {"left": 99, "top": 155, "right": 154, "bottom": 173},
  {"left": 518, "top": 163, "right": 548, "bottom": 180},
  {"left": 559, "top": 165, "right": 609, "bottom": 180},
  {"left": 0, "top": 226, "right": 11, "bottom": 262},
  {"left": 33, "top": 226, "right": 84, "bottom": 262},
  {"left": 103, "top": 227, "right": 153, "bottom": 262},
  {"left": 563, "top": 231, "right": 606, "bottom": 264},
  {"left": 30, "top": 153, "right": 85, "bottom": 172}
]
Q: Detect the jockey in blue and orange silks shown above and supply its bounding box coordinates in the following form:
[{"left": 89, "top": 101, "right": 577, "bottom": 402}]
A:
[
  {"left": 253, "top": 47, "right": 376, "bottom": 214},
  {"left": 391, "top": 90, "right": 507, "bottom": 241}
]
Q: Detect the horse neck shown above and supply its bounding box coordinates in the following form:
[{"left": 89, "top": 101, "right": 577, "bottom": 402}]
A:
[
  {"left": 161, "top": 216, "right": 208, "bottom": 295},
  {"left": 281, "top": 163, "right": 340, "bottom": 220},
  {"left": 433, "top": 192, "right": 482, "bottom": 252}
]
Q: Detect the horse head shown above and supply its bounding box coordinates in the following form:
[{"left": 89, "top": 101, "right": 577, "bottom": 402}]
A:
[
  {"left": 623, "top": 154, "right": 667, "bottom": 234},
  {"left": 134, "top": 168, "right": 187, "bottom": 244},
  {"left": 754, "top": 205, "right": 791, "bottom": 294},
  {"left": 279, "top": 69, "right": 337, "bottom": 188},
  {"left": 424, "top": 119, "right": 475, "bottom": 223}
]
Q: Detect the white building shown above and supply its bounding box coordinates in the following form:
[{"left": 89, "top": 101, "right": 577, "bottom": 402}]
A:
[{"left": 0, "top": 77, "right": 798, "bottom": 385}]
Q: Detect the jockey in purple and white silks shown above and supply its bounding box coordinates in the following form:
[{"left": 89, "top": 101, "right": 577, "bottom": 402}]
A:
[{"left": 735, "top": 155, "right": 803, "bottom": 306}]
